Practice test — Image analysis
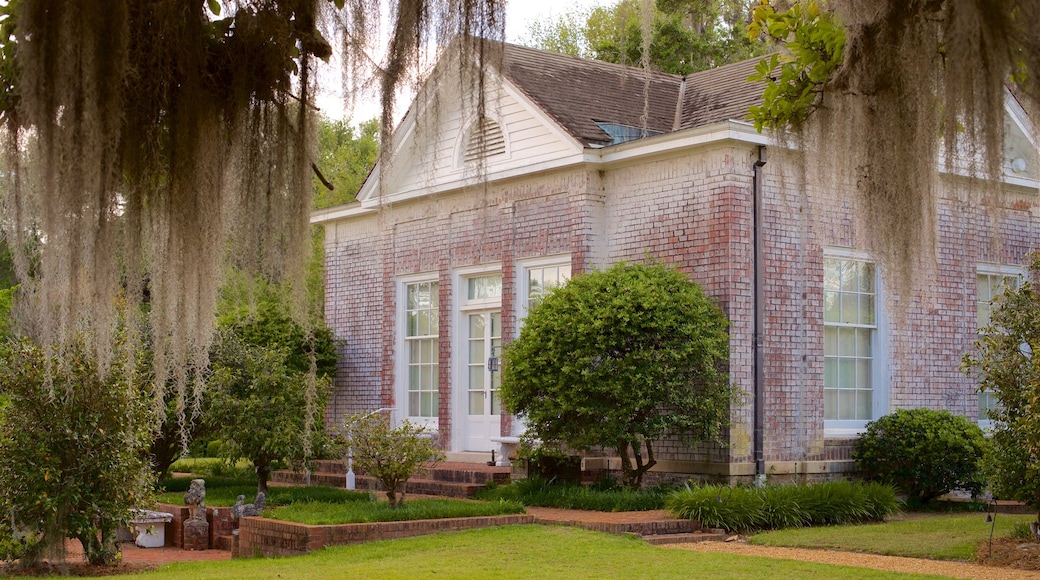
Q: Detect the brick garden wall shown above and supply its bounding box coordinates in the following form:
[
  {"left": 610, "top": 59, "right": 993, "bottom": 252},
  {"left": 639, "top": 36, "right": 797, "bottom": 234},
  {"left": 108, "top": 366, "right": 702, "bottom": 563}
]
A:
[{"left": 235, "top": 515, "right": 535, "bottom": 558}]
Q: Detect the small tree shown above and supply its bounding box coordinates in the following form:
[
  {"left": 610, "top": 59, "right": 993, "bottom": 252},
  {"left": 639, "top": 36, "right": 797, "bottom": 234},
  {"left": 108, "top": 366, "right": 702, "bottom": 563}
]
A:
[
  {"left": 207, "top": 333, "right": 332, "bottom": 493},
  {"left": 853, "top": 408, "right": 988, "bottom": 505},
  {"left": 0, "top": 338, "right": 153, "bottom": 567},
  {"left": 963, "top": 253, "right": 1040, "bottom": 532},
  {"left": 501, "top": 261, "right": 732, "bottom": 489},
  {"left": 342, "top": 413, "right": 444, "bottom": 508}
]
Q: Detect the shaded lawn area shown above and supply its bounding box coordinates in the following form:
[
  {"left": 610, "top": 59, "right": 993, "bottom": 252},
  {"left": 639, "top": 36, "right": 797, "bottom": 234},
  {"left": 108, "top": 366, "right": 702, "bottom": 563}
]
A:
[
  {"left": 155, "top": 479, "right": 370, "bottom": 508},
  {"left": 269, "top": 498, "right": 525, "bottom": 525},
  {"left": 94, "top": 526, "right": 951, "bottom": 579},
  {"left": 750, "top": 513, "right": 1036, "bottom": 561}
]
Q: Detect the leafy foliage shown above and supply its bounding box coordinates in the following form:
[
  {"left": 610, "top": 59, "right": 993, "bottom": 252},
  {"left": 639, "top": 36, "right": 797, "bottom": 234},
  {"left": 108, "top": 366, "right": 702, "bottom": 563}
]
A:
[
  {"left": 312, "top": 117, "right": 380, "bottom": 210},
  {"left": 0, "top": 338, "right": 153, "bottom": 566},
  {"left": 340, "top": 413, "right": 445, "bottom": 508},
  {"left": 665, "top": 481, "right": 900, "bottom": 532},
  {"left": 963, "top": 254, "right": 1040, "bottom": 512},
  {"left": 524, "top": 0, "right": 766, "bottom": 75},
  {"left": 853, "top": 408, "right": 988, "bottom": 504},
  {"left": 501, "top": 261, "right": 732, "bottom": 489},
  {"left": 745, "top": 0, "right": 845, "bottom": 131},
  {"left": 207, "top": 330, "right": 333, "bottom": 495}
]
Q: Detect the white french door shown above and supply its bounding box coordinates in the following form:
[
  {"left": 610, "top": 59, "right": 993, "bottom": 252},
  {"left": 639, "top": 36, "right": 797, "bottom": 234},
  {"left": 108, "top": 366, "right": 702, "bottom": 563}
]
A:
[{"left": 464, "top": 310, "right": 501, "bottom": 451}]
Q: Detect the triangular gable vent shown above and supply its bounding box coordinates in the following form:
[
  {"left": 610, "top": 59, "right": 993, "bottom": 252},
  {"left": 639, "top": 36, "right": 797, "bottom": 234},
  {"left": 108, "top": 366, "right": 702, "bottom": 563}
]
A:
[{"left": 464, "top": 117, "right": 506, "bottom": 163}]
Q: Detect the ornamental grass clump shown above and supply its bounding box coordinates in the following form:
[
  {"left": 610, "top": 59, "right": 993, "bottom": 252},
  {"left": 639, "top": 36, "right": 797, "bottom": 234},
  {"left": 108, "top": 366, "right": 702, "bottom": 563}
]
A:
[{"left": 666, "top": 481, "right": 900, "bottom": 533}]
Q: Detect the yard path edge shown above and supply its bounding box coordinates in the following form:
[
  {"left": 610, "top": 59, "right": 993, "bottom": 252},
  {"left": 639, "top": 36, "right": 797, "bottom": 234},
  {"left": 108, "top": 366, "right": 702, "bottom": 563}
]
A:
[{"left": 661, "top": 540, "right": 1040, "bottom": 580}]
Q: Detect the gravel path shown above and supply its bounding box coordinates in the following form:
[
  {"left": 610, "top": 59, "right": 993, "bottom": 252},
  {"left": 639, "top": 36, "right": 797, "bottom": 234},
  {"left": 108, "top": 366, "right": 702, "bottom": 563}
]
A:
[{"left": 663, "top": 541, "right": 1040, "bottom": 579}]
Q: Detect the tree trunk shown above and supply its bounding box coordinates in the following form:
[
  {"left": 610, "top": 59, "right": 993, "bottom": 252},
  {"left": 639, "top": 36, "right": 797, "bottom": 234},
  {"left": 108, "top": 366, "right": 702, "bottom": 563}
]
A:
[
  {"left": 616, "top": 440, "right": 657, "bottom": 489},
  {"left": 256, "top": 463, "right": 270, "bottom": 494}
]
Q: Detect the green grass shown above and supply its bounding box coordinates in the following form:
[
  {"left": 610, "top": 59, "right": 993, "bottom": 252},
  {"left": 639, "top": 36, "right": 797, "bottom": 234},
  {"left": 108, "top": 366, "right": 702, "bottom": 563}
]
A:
[
  {"left": 168, "top": 457, "right": 255, "bottom": 478},
  {"left": 476, "top": 477, "right": 667, "bottom": 511},
  {"left": 750, "top": 513, "right": 1036, "bottom": 561},
  {"left": 269, "top": 498, "right": 526, "bottom": 525},
  {"left": 156, "top": 478, "right": 370, "bottom": 507},
  {"left": 92, "top": 525, "right": 950, "bottom": 579}
]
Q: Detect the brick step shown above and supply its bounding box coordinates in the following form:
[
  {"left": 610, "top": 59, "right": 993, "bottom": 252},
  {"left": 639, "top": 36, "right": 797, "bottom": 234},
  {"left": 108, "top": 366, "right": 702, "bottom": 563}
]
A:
[
  {"left": 289, "top": 461, "right": 511, "bottom": 486},
  {"left": 642, "top": 531, "right": 728, "bottom": 546},
  {"left": 212, "top": 534, "right": 235, "bottom": 551},
  {"left": 272, "top": 469, "right": 488, "bottom": 499}
]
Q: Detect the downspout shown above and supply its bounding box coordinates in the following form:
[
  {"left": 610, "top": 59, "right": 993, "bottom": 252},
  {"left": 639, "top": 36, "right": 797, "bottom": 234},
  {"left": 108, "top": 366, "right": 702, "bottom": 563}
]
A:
[{"left": 752, "top": 146, "right": 767, "bottom": 484}]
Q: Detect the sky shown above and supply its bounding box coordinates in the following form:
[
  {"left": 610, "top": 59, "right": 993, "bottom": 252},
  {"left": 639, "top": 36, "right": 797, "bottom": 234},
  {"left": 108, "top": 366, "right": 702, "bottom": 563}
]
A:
[{"left": 317, "top": 0, "right": 616, "bottom": 122}]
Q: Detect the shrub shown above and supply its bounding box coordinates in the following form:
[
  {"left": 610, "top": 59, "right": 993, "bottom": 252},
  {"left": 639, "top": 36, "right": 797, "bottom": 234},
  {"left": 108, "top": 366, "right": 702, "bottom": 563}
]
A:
[
  {"left": 853, "top": 408, "right": 988, "bottom": 504},
  {"left": 340, "top": 413, "right": 444, "bottom": 508},
  {"left": 665, "top": 481, "right": 900, "bottom": 533},
  {"left": 502, "top": 261, "right": 732, "bottom": 489}
]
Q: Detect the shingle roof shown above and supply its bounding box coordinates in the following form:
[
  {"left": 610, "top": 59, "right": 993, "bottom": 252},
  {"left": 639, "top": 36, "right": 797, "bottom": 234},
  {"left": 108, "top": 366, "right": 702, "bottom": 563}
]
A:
[{"left": 500, "top": 43, "right": 765, "bottom": 147}]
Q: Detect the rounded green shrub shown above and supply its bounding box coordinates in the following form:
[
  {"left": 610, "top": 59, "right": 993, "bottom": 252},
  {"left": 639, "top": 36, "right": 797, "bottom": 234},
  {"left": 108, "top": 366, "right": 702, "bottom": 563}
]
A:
[{"left": 853, "top": 408, "right": 988, "bottom": 504}]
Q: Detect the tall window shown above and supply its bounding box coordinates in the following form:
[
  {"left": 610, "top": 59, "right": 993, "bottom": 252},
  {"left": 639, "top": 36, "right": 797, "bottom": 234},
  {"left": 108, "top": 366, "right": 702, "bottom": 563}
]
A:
[
  {"left": 976, "top": 268, "right": 1021, "bottom": 421},
  {"left": 405, "top": 281, "right": 438, "bottom": 418},
  {"left": 823, "top": 258, "right": 877, "bottom": 422}
]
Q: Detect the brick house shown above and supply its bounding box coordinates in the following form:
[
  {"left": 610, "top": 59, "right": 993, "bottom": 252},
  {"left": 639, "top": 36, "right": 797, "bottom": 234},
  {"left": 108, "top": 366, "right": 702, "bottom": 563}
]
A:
[{"left": 312, "top": 43, "right": 1040, "bottom": 482}]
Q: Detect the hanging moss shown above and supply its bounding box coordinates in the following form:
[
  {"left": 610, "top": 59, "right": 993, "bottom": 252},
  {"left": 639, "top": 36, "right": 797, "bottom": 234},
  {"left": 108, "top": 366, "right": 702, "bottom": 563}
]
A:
[{"left": 0, "top": 0, "right": 502, "bottom": 430}]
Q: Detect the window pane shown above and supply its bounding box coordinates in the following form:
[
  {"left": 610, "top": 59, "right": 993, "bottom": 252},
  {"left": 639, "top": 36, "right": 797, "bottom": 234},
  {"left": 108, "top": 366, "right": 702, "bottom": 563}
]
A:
[
  {"left": 856, "top": 390, "right": 872, "bottom": 419},
  {"left": 418, "top": 309, "right": 430, "bottom": 336},
  {"left": 824, "top": 390, "right": 837, "bottom": 420},
  {"left": 469, "top": 339, "right": 484, "bottom": 363},
  {"left": 491, "top": 312, "right": 501, "bottom": 337},
  {"left": 824, "top": 260, "right": 840, "bottom": 290},
  {"left": 409, "top": 342, "right": 421, "bottom": 363},
  {"left": 421, "top": 365, "right": 434, "bottom": 390},
  {"left": 859, "top": 294, "right": 875, "bottom": 325},
  {"left": 977, "top": 274, "right": 992, "bottom": 302},
  {"left": 468, "top": 275, "right": 502, "bottom": 300},
  {"left": 469, "top": 391, "right": 484, "bottom": 415},
  {"left": 856, "top": 360, "right": 872, "bottom": 390},
  {"left": 407, "top": 285, "right": 418, "bottom": 310},
  {"left": 858, "top": 263, "right": 875, "bottom": 293},
  {"left": 469, "top": 366, "right": 484, "bottom": 390},
  {"left": 408, "top": 366, "right": 420, "bottom": 390},
  {"left": 409, "top": 392, "right": 420, "bottom": 416},
  {"left": 840, "top": 294, "right": 859, "bottom": 324},
  {"left": 407, "top": 312, "right": 418, "bottom": 336},
  {"left": 838, "top": 390, "right": 855, "bottom": 419},
  {"left": 824, "top": 327, "right": 837, "bottom": 356},
  {"left": 469, "top": 314, "right": 485, "bottom": 338},
  {"left": 421, "top": 392, "right": 436, "bottom": 417},
  {"left": 838, "top": 328, "right": 855, "bottom": 356},
  {"left": 490, "top": 391, "right": 500, "bottom": 415},
  {"left": 824, "top": 291, "right": 840, "bottom": 322},
  {"left": 824, "top": 359, "right": 837, "bottom": 387},
  {"left": 417, "top": 283, "right": 431, "bottom": 309},
  {"left": 840, "top": 261, "right": 858, "bottom": 291},
  {"left": 838, "top": 359, "right": 855, "bottom": 388},
  {"left": 856, "top": 328, "right": 872, "bottom": 357}
]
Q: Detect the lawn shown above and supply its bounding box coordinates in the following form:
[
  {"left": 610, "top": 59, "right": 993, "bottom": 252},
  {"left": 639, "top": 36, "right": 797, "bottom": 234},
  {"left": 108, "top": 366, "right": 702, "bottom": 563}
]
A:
[
  {"left": 270, "top": 498, "right": 525, "bottom": 524},
  {"left": 96, "top": 526, "right": 949, "bottom": 579},
  {"left": 750, "top": 513, "right": 1036, "bottom": 561}
]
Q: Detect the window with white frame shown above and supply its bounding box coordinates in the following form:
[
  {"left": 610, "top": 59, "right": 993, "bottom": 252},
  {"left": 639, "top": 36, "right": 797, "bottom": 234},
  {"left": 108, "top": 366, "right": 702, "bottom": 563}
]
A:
[
  {"left": 823, "top": 257, "right": 878, "bottom": 423},
  {"left": 404, "top": 280, "right": 439, "bottom": 418},
  {"left": 976, "top": 266, "right": 1022, "bottom": 421},
  {"left": 519, "top": 256, "right": 572, "bottom": 319}
]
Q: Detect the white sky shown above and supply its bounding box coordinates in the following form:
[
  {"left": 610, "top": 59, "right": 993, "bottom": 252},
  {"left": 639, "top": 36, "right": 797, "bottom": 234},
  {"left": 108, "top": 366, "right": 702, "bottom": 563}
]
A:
[{"left": 316, "top": 0, "right": 616, "bottom": 122}]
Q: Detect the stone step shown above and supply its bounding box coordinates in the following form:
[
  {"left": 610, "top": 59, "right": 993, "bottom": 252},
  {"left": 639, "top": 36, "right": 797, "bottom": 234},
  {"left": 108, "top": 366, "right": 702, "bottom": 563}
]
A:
[
  {"left": 642, "top": 531, "right": 728, "bottom": 546},
  {"left": 289, "top": 461, "right": 511, "bottom": 486}
]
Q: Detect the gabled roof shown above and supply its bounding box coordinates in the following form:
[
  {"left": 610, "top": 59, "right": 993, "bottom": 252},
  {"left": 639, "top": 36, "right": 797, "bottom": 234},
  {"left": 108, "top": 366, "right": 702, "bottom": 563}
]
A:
[{"left": 500, "top": 43, "right": 765, "bottom": 147}]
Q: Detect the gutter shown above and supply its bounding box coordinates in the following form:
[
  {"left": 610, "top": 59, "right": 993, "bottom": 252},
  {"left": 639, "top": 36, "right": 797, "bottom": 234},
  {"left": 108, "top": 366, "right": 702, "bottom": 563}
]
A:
[{"left": 752, "top": 145, "right": 767, "bottom": 483}]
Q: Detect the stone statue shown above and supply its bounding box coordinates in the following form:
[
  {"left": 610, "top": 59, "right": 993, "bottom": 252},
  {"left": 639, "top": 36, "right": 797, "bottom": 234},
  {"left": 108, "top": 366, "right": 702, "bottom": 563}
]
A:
[
  {"left": 184, "top": 478, "right": 207, "bottom": 521},
  {"left": 231, "top": 491, "right": 266, "bottom": 519},
  {"left": 182, "top": 478, "right": 209, "bottom": 550}
]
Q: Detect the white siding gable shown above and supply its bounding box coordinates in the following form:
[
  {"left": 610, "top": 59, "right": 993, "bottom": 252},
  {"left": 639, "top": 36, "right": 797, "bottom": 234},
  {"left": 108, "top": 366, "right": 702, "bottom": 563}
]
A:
[{"left": 356, "top": 67, "right": 585, "bottom": 208}]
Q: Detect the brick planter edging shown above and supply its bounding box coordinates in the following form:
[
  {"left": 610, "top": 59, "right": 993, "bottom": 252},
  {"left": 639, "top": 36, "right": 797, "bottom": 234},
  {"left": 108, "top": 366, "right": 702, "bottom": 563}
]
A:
[{"left": 235, "top": 514, "right": 536, "bottom": 558}]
